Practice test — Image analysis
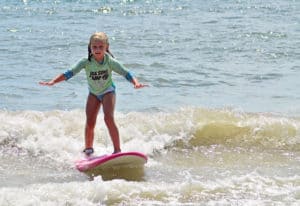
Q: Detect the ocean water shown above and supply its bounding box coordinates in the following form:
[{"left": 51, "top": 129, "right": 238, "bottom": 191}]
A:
[{"left": 0, "top": 0, "right": 299, "bottom": 205}]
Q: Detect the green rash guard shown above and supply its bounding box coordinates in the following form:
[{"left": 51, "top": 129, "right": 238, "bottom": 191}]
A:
[{"left": 64, "top": 54, "right": 134, "bottom": 95}]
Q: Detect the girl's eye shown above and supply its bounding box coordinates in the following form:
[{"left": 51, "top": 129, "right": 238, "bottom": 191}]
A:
[{"left": 92, "top": 46, "right": 103, "bottom": 50}]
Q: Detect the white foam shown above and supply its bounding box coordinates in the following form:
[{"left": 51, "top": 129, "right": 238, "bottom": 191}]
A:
[
  {"left": 0, "top": 177, "right": 107, "bottom": 206},
  {"left": 1, "top": 108, "right": 300, "bottom": 163}
]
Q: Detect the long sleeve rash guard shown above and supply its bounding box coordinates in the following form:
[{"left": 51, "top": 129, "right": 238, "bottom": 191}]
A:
[{"left": 63, "top": 54, "right": 134, "bottom": 95}]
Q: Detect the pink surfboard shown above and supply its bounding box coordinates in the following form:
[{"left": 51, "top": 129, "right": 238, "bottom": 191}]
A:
[{"left": 76, "top": 151, "right": 147, "bottom": 172}]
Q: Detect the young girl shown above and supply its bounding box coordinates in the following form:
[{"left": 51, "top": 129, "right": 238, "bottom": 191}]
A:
[{"left": 39, "top": 32, "right": 146, "bottom": 156}]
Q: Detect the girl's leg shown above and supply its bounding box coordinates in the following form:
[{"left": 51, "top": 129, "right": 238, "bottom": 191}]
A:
[
  {"left": 85, "top": 94, "right": 101, "bottom": 149},
  {"left": 102, "top": 92, "right": 121, "bottom": 153}
]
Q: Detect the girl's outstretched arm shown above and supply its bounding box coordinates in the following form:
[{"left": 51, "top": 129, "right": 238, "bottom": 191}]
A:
[{"left": 39, "top": 74, "right": 66, "bottom": 86}]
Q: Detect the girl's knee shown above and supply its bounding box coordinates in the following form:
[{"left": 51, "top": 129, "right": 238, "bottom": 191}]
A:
[
  {"left": 86, "top": 118, "right": 97, "bottom": 128},
  {"left": 104, "top": 114, "right": 114, "bottom": 124}
]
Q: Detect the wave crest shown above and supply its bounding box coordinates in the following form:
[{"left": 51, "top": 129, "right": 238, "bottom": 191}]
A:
[
  {"left": 188, "top": 110, "right": 299, "bottom": 150},
  {"left": 0, "top": 108, "right": 299, "bottom": 159}
]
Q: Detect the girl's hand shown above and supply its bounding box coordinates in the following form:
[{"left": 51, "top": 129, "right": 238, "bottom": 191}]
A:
[
  {"left": 134, "top": 83, "right": 148, "bottom": 89},
  {"left": 132, "top": 78, "right": 148, "bottom": 89},
  {"left": 39, "top": 74, "right": 66, "bottom": 86},
  {"left": 39, "top": 81, "right": 55, "bottom": 86}
]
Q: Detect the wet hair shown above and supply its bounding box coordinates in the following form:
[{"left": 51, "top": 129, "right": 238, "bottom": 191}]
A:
[{"left": 88, "top": 32, "right": 114, "bottom": 61}]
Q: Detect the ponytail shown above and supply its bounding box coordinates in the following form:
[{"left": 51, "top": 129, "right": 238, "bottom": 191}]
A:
[
  {"left": 88, "top": 44, "right": 92, "bottom": 61},
  {"left": 106, "top": 48, "right": 115, "bottom": 58}
]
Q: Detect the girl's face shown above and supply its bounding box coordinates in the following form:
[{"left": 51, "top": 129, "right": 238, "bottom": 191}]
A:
[{"left": 90, "top": 40, "right": 108, "bottom": 62}]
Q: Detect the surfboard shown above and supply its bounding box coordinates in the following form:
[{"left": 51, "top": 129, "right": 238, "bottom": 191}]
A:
[{"left": 75, "top": 151, "right": 147, "bottom": 172}]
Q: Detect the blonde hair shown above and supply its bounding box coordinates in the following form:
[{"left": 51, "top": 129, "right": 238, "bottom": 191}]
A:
[{"left": 88, "top": 32, "right": 114, "bottom": 61}]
